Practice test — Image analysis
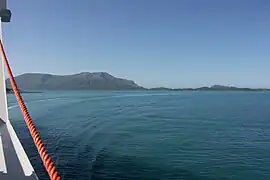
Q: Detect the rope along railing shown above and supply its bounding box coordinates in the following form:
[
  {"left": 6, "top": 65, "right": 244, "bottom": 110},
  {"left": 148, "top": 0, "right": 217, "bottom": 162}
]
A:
[{"left": 0, "top": 40, "right": 61, "bottom": 180}]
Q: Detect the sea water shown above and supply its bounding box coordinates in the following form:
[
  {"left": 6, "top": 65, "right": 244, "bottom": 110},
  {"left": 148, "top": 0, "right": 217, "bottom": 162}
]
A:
[{"left": 7, "top": 91, "right": 270, "bottom": 180}]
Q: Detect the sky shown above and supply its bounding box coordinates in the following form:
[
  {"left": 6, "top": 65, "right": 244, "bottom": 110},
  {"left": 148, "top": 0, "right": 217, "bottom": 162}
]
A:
[{"left": 2, "top": 0, "right": 270, "bottom": 88}]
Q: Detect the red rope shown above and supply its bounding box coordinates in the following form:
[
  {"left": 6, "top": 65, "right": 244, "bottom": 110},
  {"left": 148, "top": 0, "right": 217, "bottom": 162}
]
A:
[{"left": 0, "top": 40, "right": 61, "bottom": 180}]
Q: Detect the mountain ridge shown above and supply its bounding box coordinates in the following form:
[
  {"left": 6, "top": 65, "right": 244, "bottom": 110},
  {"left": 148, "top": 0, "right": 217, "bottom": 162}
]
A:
[
  {"left": 5, "top": 72, "right": 144, "bottom": 90},
  {"left": 149, "top": 85, "right": 270, "bottom": 91},
  {"left": 5, "top": 72, "right": 270, "bottom": 91}
]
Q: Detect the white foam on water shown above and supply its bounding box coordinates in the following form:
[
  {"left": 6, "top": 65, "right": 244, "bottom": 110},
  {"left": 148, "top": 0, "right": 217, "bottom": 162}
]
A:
[
  {"left": 8, "top": 104, "right": 18, "bottom": 110},
  {"left": 8, "top": 97, "right": 67, "bottom": 110}
]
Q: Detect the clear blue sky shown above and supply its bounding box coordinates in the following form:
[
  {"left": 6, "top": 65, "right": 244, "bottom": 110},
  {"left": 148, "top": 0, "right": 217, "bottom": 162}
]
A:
[{"left": 3, "top": 0, "right": 270, "bottom": 88}]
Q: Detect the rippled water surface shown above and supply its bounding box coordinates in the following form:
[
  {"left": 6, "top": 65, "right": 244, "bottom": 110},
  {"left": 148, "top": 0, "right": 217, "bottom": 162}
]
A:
[{"left": 7, "top": 91, "right": 270, "bottom": 180}]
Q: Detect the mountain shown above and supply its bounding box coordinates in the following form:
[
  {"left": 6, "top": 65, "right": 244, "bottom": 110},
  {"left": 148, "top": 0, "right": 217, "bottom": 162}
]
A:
[
  {"left": 5, "top": 73, "right": 269, "bottom": 92},
  {"left": 149, "top": 85, "right": 270, "bottom": 91},
  {"left": 186, "top": 85, "right": 269, "bottom": 91},
  {"left": 5, "top": 72, "right": 144, "bottom": 90}
]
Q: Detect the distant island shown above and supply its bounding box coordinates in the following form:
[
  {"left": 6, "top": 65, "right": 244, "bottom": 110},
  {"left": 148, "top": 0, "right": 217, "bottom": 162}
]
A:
[
  {"left": 148, "top": 85, "right": 270, "bottom": 92},
  {"left": 6, "top": 87, "right": 13, "bottom": 93},
  {"left": 5, "top": 72, "right": 270, "bottom": 92},
  {"left": 6, "top": 87, "right": 41, "bottom": 94}
]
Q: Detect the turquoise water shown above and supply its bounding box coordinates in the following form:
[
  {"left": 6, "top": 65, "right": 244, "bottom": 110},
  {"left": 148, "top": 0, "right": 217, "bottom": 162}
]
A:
[{"left": 7, "top": 91, "right": 270, "bottom": 180}]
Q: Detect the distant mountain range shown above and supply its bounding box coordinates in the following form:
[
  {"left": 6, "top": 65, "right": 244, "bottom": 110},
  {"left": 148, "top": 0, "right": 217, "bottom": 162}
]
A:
[
  {"left": 5, "top": 72, "right": 144, "bottom": 90},
  {"left": 149, "top": 85, "right": 270, "bottom": 91},
  {"left": 5, "top": 73, "right": 270, "bottom": 92}
]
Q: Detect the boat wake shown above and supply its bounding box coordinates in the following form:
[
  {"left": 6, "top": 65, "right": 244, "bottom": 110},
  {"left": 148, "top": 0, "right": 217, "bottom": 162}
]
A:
[{"left": 8, "top": 97, "right": 68, "bottom": 110}]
